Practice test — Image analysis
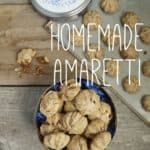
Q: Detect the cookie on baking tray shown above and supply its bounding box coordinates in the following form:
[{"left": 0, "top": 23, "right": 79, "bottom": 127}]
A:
[
  {"left": 86, "top": 43, "right": 105, "bottom": 60},
  {"left": 120, "top": 44, "right": 139, "bottom": 59},
  {"left": 101, "top": 0, "right": 119, "bottom": 14},
  {"left": 105, "top": 59, "right": 120, "bottom": 77},
  {"left": 142, "top": 60, "right": 150, "bottom": 77},
  {"left": 142, "top": 95, "right": 150, "bottom": 112},
  {"left": 122, "top": 11, "right": 139, "bottom": 28},
  {"left": 140, "top": 26, "right": 150, "bottom": 44},
  {"left": 122, "top": 75, "right": 140, "bottom": 93},
  {"left": 83, "top": 10, "right": 102, "bottom": 30}
]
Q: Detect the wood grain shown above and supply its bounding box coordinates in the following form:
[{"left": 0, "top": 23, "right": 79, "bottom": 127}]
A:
[
  {"left": 0, "top": 0, "right": 29, "bottom": 4},
  {"left": 0, "top": 86, "right": 149, "bottom": 150}
]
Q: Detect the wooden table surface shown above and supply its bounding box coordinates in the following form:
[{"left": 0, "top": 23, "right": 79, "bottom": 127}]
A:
[{"left": 0, "top": 1, "right": 149, "bottom": 150}]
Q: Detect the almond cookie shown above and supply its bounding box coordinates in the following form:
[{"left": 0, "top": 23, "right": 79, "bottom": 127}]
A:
[
  {"left": 86, "top": 43, "right": 105, "bottom": 60},
  {"left": 83, "top": 10, "right": 102, "bottom": 30},
  {"left": 101, "top": 0, "right": 119, "bottom": 13},
  {"left": 71, "top": 30, "right": 84, "bottom": 47},
  {"left": 44, "top": 132, "right": 70, "bottom": 150},
  {"left": 142, "top": 95, "right": 150, "bottom": 112},
  {"left": 36, "top": 56, "right": 50, "bottom": 64},
  {"left": 120, "top": 44, "right": 139, "bottom": 59},
  {"left": 122, "top": 11, "right": 139, "bottom": 28},
  {"left": 60, "top": 112, "right": 88, "bottom": 135},
  {"left": 102, "top": 29, "right": 119, "bottom": 47},
  {"left": 88, "top": 102, "right": 113, "bottom": 124},
  {"left": 40, "top": 91, "right": 63, "bottom": 117},
  {"left": 142, "top": 60, "right": 150, "bottom": 77},
  {"left": 90, "top": 132, "right": 111, "bottom": 150},
  {"left": 67, "top": 135, "right": 88, "bottom": 150},
  {"left": 60, "top": 79, "right": 81, "bottom": 101},
  {"left": 17, "top": 48, "right": 36, "bottom": 66},
  {"left": 64, "top": 102, "right": 76, "bottom": 112},
  {"left": 40, "top": 123, "right": 55, "bottom": 136},
  {"left": 74, "top": 90, "right": 100, "bottom": 116},
  {"left": 85, "top": 119, "right": 107, "bottom": 138},
  {"left": 140, "top": 26, "right": 150, "bottom": 44},
  {"left": 99, "top": 102, "right": 113, "bottom": 125},
  {"left": 105, "top": 59, "right": 120, "bottom": 77},
  {"left": 122, "top": 75, "right": 140, "bottom": 93},
  {"left": 46, "top": 113, "right": 63, "bottom": 126}
]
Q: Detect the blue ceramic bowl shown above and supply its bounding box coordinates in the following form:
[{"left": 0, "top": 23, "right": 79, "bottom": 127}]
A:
[{"left": 36, "top": 78, "right": 117, "bottom": 144}]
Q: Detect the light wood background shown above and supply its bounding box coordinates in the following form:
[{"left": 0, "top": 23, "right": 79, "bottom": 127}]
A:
[
  {"left": 0, "top": 1, "right": 149, "bottom": 150},
  {"left": 0, "top": 3, "right": 79, "bottom": 85}
]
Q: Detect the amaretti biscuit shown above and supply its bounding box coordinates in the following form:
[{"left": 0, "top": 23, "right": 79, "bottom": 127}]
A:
[
  {"left": 60, "top": 112, "right": 88, "bottom": 134},
  {"left": 67, "top": 135, "right": 88, "bottom": 150},
  {"left": 70, "top": 30, "right": 84, "bottom": 47},
  {"left": 122, "top": 75, "right": 140, "bottom": 93},
  {"left": 60, "top": 79, "right": 81, "bottom": 101},
  {"left": 105, "top": 59, "right": 120, "bottom": 77},
  {"left": 86, "top": 43, "right": 105, "bottom": 60},
  {"left": 90, "top": 132, "right": 111, "bottom": 150},
  {"left": 142, "top": 95, "right": 150, "bottom": 112},
  {"left": 122, "top": 11, "right": 139, "bottom": 28},
  {"left": 74, "top": 90, "right": 100, "bottom": 116},
  {"left": 142, "top": 60, "right": 150, "bottom": 77},
  {"left": 44, "top": 132, "right": 70, "bottom": 150},
  {"left": 40, "top": 91, "right": 63, "bottom": 117},
  {"left": 64, "top": 102, "right": 76, "bottom": 112},
  {"left": 85, "top": 119, "right": 107, "bottom": 138},
  {"left": 83, "top": 10, "right": 102, "bottom": 30},
  {"left": 140, "top": 26, "right": 150, "bottom": 44},
  {"left": 101, "top": 0, "right": 119, "bottom": 13}
]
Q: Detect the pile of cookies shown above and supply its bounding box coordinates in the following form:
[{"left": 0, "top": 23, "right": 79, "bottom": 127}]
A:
[
  {"left": 39, "top": 79, "right": 113, "bottom": 150},
  {"left": 70, "top": 0, "right": 150, "bottom": 112}
]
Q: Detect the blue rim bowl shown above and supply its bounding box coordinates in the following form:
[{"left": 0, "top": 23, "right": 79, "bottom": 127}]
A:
[{"left": 36, "top": 78, "right": 117, "bottom": 147}]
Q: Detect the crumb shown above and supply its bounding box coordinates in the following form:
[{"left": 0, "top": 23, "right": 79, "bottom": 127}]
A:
[
  {"left": 21, "top": 64, "right": 31, "bottom": 74},
  {"left": 18, "top": 72, "right": 23, "bottom": 78},
  {"left": 143, "top": 51, "right": 147, "bottom": 55},
  {"left": 35, "top": 66, "right": 45, "bottom": 76},
  {"left": 14, "top": 67, "right": 23, "bottom": 78},
  {"left": 14, "top": 67, "right": 21, "bottom": 72},
  {"left": 120, "top": 44, "right": 139, "bottom": 59},
  {"left": 102, "top": 29, "right": 119, "bottom": 47},
  {"left": 36, "top": 56, "right": 50, "bottom": 64}
]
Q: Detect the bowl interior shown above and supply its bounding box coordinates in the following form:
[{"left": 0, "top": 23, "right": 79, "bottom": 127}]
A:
[{"left": 36, "top": 78, "right": 117, "bottom": 139}]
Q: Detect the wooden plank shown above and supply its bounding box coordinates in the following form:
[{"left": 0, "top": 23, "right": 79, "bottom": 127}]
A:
[
  {"left": 0, "top": 5, "right": 80, "bottom": 85},
  {"left": 0, "top": 0, "right": 29, "bottom": 4},
  {"left": 0, "top": 87, "right": 149, "bottom": 150}
]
